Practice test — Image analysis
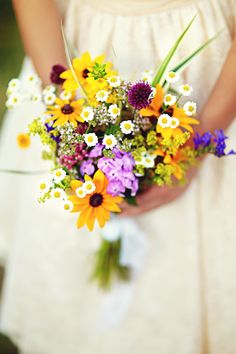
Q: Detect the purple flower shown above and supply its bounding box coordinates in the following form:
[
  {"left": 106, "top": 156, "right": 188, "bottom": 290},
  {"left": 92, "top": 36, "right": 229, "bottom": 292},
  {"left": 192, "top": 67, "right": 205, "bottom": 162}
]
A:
[
  {"left": 89, "top": 144, "right": 104, "bottom": 158},
  {"left": 193, "top": 132, "right": 212, "bottom": 149},
  {"left": 213, "top": 129, "right": 235, "bottom": 157},
  {"left": 97, "top": 158, "right": 115, "bottom": 174},
  {"left": 45, "top": 123, "right": 60, "bottom": 144},
  {"left": 128, "top": 81, "right": 152, "bottom": 110},
  {"left": 50, "top": 64, "right": 67, "bottom": 85},
  {"left": 107, "top": 179, "right": 126, "bottom": 196},
  {"left": 80, "top": 160, "right": 95, "bottom": 176}
]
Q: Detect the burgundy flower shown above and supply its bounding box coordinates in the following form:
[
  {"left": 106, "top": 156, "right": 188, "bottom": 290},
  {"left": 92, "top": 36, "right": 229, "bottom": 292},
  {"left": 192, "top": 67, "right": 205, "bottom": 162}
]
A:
[
  {"left": 50, "top": 64, "right": 67, "bottom": 85},
  {"left": 128, "top": 81, "right": 152, "bottom": 110}
]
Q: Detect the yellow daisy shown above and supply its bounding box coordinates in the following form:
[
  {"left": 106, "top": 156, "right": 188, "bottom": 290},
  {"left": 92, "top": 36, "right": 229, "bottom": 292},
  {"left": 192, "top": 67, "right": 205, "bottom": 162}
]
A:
[
  {"left": 17, "top": 133, "right": 31, "bottom": 149},
  {"left": 46, "top": 98, "right": 85, "bottom": 127},
  {"left": 69, "top": 170, "right": 123, "bottom": 231}
]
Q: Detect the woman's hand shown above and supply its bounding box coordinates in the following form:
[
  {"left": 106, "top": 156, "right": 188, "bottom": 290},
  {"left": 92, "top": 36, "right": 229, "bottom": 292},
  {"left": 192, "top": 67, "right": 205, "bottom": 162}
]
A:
[{"left": 121, "top": 166, "right": 198, "bottom": 216}]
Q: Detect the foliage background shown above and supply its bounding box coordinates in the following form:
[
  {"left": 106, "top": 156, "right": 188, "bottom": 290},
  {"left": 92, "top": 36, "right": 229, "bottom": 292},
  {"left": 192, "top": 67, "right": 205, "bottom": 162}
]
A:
[{"left": 0, "top": 0, "right": 23, "bottom": 127}]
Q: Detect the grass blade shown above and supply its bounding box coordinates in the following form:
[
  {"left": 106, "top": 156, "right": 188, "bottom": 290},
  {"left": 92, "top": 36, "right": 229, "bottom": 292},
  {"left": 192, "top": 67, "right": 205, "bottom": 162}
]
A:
[{"left": 152, "top": 15, "right": 196, "bottom": 86}]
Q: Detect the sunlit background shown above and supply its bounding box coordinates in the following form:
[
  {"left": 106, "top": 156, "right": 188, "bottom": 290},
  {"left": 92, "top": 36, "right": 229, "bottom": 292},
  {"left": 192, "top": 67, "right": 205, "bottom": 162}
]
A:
[{"left": 0, "top": 0, "right": 23, "bottom": 127}]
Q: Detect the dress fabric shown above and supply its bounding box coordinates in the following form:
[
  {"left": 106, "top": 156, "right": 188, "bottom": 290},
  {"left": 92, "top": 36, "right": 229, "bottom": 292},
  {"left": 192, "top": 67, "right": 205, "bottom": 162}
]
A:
[{"left": 0, "top": 0, "right": 236, "bottom": 353}]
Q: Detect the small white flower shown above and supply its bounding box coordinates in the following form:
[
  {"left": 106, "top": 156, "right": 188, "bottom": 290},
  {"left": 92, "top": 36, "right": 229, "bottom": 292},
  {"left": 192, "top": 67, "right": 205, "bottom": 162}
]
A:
[
  {"left": 96, "top": 90, "right": 110, "bottom": 102},
  {"left": 165, "top": 71, "right": 179, "bottom": 84},
  {"left": 141, "top": 70, "right": 153, "bottom": 83},
  {"left": 43, "top": 85, "right": 56, "bottom": 96},
  {"left": 51, "top": 188, "right": 66, "bottom": 200},
  {"left": 83, "top": 181, "right": 96, "bottom": 194},
  {"left": 108, "top": 104, "right": 120, "bottom": 118},
  {"left": 103, "top": 134, "right": 117, "bottom": 149},
  {"left": 31, "top": 93, "right": 42, "bottom": 103},
  {"left": 179, "top": 84, "right": 193, "bottom": 96},
  {"left": 62, "top": 199, "right": 74, "bottom": 212},
  {"left": 81, "top": 107, "right": 94, "bottom": 122},
  {"left": 143, "top": 155, "right": 155, "bottom": 168},
  {"left": 164, "top": 94, "right": 177, "bottom": 106},
  {"left": 39, "top": 180, "right": 52, "bottom": 194},
  {"left": 120, "top": 120, "right": 135, "bottom": 135},
  {"left": 8, "top": 78, "right": 21, "bottom": 92},
  {"left": 25, "top": 73, "right": 40, "bottom": 86},
  {"left": 6, "top": 93, "right": 22, "bottom": 109},
  {"left": 184, "top": 101, "right": 197, "bottom": 116},
  {"left": 170, "top": 117, "right": 180, "bottom": 129},
  {"left": 158, "top": 114, "right": 171, "bottom": 128},
  {"left": 107, "top": 76, "right": 121, "bottom": 88},
  {"left": 84, "top": 133, "right": 98, "bottom": 147},
  {"left": 59, "top": 90, "right": 72, "bottom": 100},
  {"left": 76, "top": 186, "right": 86, "bottom": 199},
  {"left": 52, "top": 168, "right": 66, "bottom": 183},
  {"left": 44, "top": 92, "right": 56, "bottom": 105}
]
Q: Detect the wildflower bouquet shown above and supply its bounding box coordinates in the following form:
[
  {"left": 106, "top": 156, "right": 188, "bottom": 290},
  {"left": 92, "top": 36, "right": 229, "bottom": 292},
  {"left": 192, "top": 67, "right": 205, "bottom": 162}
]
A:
[{"left": 6, "top": 18, "right": 235, "bottom": 289}]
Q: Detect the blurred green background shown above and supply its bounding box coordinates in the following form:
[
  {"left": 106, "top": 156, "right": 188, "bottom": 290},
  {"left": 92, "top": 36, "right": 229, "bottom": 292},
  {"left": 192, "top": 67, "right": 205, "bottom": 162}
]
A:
[{"left": 0, "top": 0, "right": 24, "bottom": 127}]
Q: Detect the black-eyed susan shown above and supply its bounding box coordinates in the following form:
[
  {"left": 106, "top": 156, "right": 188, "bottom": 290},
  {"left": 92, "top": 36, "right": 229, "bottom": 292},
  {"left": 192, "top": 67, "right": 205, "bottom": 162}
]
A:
[
  {"left": 17, "top": 133, "right": 31, "bottom": 149},
  {"left": 139, "top": 84, "right": 164, "bottom": 117},
  {"left": 60, "top": 52, "right": 106, "bottom": 91},
  {"left": 46, "top": 98, "right": 85, "bottom": 127},
  {"left": 69, "top": 170, "right": 122, "bottom": 231}
]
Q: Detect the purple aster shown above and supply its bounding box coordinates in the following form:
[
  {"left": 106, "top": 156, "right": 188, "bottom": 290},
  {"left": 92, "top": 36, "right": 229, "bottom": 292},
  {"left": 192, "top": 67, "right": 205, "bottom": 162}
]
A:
[
  {"left": 128, "top": 81, "right": 152, "bottom": 110},
  {"left": 50, "top": 64, "right": 67, "bottom": 85},
  {"left": 80, "top": 160, "right": 95, "bottom": 176}
]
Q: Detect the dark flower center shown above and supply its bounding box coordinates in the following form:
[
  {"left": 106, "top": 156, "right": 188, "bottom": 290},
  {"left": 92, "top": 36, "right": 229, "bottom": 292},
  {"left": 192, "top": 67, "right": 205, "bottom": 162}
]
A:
[
  {"left": 159, "top": 107, "right": 174, "bottom": 117},
  {"left": 82, "top": 68, "right": 90, "bottom": 78},
  {"left": 61, "top": 104, "right": 74, "bottom": 115},
  {"left": 89, "top": 193, "right": 103, "bottom": 207}
]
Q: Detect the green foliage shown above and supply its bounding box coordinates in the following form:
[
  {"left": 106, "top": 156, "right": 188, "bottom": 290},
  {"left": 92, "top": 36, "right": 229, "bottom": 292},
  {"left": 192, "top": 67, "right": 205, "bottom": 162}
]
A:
[
  {"left": 90, "top": 62, "right": 107, "bottom": 80},
  {"left": 154, "top": 163, "right": 175, "bottom": 186},
  {"left": 146, "top": 130, "right": 158, "bottom": 147}
]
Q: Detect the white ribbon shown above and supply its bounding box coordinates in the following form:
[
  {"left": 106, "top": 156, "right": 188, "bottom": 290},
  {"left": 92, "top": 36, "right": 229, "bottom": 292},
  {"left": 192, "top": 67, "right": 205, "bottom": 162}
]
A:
[{"left": 98, "top": 216, "right": 148, "bottom": 330}]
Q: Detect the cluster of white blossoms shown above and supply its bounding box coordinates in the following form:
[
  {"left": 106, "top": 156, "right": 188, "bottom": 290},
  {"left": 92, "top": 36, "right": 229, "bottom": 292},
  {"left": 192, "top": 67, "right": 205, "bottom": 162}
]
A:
[
  {"left": 43, "top": 85, "right": 57, "bottom": 105},
  {"left": 38, "top": 168, "right": 73, "bottom": 212},
  {"left": 135, "top": 151, "right": 156, "bottom": 168},
  {"left": 158, "top": 114, "right": 180, "bottom": 129},
  {"left": 75, "top": 180, "right": 96, "bottom": 199},
  {"left": 6, "top": 74, "right": 42, "bottom": 109}
]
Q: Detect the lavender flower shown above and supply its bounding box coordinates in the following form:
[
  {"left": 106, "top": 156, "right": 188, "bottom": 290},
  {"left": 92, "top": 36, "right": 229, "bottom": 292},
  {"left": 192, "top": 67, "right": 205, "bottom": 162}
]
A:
[
  {"left": 213, "top": 130, "right": 236, "bottom": 157},
  {"left": 89, "top": 144, "right": 104, "bottom": 158},
  {"left": 80, "top": 160, "right": 95, "bottom": 176},
  {"left": 128, "top": 81, "right": 152, "bottom": 110}
]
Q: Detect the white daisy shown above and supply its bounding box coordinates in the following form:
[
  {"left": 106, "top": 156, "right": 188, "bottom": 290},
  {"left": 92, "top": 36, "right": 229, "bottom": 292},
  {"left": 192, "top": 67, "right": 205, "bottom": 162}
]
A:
[
  {"left": 143, "top": 155, "right": 155, "bottom": 168},
  {"left": 6, "top": 93, "right": 22, "bottom": 109},
  {"left": 44, "top": 92, "right": 56, "bottom": 105},
  {"left": 120, "top": 120, "right": 134, "bottom": 134},
  {"left": 51, "top": 188, "right": 66, "bottom": 200},
  {"left": 25, "top": 73, "right": 40, "bottom": 86},
  {"left": 59, "top": 90, "right": 72, "bottom": 100},
  {"left": 108, "top": 104, "right": 120, "bottom": 118},
  {"left": 165, "top": 71, "right": 179, "bottom": 84},
  {"left": 184, "top": 101, "right": 197, "bottom": 116},
  {"left": 8, "top": 78, "right": 21, "bottom": 92},
  {"left": 84, "top": 133, "right": 98, "bottom": 147},
  {"left": 158, "top": 114, "right": 171, "bottom": 128},
  {"left": 164, "top": 94, "right": 177, "bottom": 106},
  {"left": 170, "top": 117, "right": 180, "bottom": 129},
  {"left": 81, "top": 107, "right": 94, "bottom": 122},
  {"left": 38, "top": 180, "right": 52, "bottom": 194},
  {"left": 52, "top": 168, "right": 66, "bottom": 183},
  {"left": 75, "top": 186, "right": 87, "bottom": 199},
  {"left": 31, "top": 93, "right": 42, "bottom": 103},
  {"left": 103, "top": 134, "right": 117, "bottom": 149},
  {"left": 179, "top": 84, "right": 193, "bottom": 96},
  {"left": 43, "top": 85, "right": 56, "bottom": 96},
  {"left": 95, "top": 90, "right": 110, "bottom": 102},
  {"left": 83, "top": 181, "right": 96, "bottom": 194},
  {"left": 141, "top": 70, "right": 153, "bottom": 83},
  {"left": 107, "top": 76, "right": 121, "bottom": 88},
  {"left": 62, "top": 200, "right": 74, "bottom": 212}
]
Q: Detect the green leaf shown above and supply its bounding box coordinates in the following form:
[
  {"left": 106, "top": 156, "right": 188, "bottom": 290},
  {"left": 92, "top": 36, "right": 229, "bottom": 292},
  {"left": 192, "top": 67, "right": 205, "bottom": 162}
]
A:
[
  {"left": 125, "top": 196, "right": 138, "bottom": 206},
  {"left": 152, "top": 15, "right": 196, "bottom": 87}
]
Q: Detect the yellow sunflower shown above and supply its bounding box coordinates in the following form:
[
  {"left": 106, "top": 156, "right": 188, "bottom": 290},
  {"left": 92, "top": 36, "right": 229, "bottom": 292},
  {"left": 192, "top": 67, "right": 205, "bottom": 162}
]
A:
[
  {"left": 69, "top": 170, "right": 123, "bottom": 231},
  {"left": 60, "top": 52, "right": 106, "bottom": 92},
  {"left": 46, "top": 98, "right": 85, "bottom": 127}
]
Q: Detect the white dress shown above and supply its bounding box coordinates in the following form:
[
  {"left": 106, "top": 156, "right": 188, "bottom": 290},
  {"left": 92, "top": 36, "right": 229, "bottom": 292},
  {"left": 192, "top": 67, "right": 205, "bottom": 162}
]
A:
[{"left": 0, "top": 0, "right": 236, "bottom": 353}]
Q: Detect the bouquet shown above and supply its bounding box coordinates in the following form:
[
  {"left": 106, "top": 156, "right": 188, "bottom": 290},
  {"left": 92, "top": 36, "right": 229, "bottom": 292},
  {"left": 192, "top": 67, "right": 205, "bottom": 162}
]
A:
[{"left": 6, "top": 17, "right": 235, "bottom": 289}]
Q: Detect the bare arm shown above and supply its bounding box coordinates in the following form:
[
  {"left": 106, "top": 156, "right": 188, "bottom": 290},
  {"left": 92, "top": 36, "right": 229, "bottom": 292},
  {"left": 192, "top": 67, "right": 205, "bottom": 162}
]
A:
[
  {"left": 200, "top": 37, "right": 236, "bottom": 132},
  {"left": 12, "top": 0, "right": 67, "bottom": 84}
]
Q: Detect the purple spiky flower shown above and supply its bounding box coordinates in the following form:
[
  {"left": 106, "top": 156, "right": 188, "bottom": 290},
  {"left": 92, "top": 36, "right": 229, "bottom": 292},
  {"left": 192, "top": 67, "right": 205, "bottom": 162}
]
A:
[{"left": 128, "top": 81, "right": 152, "bottom": 110}]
